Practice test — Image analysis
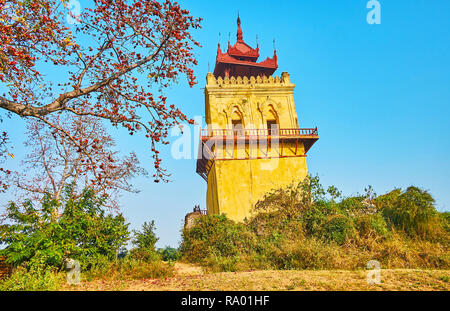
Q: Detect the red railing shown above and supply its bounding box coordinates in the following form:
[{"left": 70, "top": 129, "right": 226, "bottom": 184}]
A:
[
  {"left": 200, "top": 127, "right": 318, "bottom": 138},
  {"left": 196, "top": 127, "right": 319, "bottom": 182}
]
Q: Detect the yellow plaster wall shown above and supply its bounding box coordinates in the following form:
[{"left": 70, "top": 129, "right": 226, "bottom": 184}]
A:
[{"left": 206, "top": 157, "right": 308, "bottom": 221}]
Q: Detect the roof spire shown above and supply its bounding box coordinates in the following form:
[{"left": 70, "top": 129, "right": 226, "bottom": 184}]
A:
[
  {"left": 237, "top": 13, "right": 243, "bottom": 42},
  {"left": 217, "top": 32, "right": 221, "bottom": 53},
  {"left": 273, "top": 38, "right": 277, "bottom": 60}
]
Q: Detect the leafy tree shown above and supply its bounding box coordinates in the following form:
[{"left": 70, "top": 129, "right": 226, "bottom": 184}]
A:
[
  {"left": 0, "top": 188, "right": 130, "bottom": 269},
  {"left": 0, "top": 0, "right": 202, "bottom": 181},
  {"left": 132, "top": 221, "right": 158, "bottom": 251},
  {"left": 129, "top": 221, "right": 160, "bottom": 261}
]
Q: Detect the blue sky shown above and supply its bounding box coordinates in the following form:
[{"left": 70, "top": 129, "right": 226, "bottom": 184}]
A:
[{"left": 1, "top": 0, "right": 450, "bottom": 248}]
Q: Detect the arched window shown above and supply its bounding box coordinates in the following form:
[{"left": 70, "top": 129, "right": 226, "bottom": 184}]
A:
[
  {"left": 266, "top": 108, "right": 279, "bottom": 135},
  {"left": 231, "top": 108, "right": 244, "bottom": 135}
]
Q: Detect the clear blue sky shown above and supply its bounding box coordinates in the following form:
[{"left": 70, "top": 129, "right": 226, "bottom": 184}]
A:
[{"left": 1, "top": 0, "right": 449, "bottom": 248}]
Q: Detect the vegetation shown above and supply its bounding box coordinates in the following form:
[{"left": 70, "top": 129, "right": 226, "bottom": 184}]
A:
[
  {"left": 0, "top": 189, "right": 174, "bottom": 290},
  {"left": 181, "top": 176, "right": 450, "bottom": 272},
  {"left": 157, "top": 247, "right": 182, "bottom": 262},
  {"left": 0, "top": 189, "right": 129, "bottom": 269}
]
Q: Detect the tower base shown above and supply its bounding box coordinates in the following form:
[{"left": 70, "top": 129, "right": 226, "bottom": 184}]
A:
[{"left": 206, "top": 157, "right": 308, "bottom": 222}]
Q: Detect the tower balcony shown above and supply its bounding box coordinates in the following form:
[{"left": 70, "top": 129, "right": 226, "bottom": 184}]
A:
[{"left": 196, "top": 127, "right": 319, "bottom": 181}]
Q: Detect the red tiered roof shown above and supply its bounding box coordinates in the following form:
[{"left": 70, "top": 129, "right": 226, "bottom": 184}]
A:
[{"left": 213, "top": 15, "right": 278, "bottom": 78}]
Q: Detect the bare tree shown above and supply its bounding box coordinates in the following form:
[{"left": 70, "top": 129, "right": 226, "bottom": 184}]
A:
[{"left": 13, "top": 113, "right": 146, "bottom": 215}]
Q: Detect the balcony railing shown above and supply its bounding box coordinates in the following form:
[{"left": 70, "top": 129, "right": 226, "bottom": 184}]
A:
[{"left": 200, "top": 127, "right": 318, "bottom": 139}]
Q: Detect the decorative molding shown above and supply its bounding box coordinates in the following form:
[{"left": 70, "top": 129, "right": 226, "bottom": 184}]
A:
[{"left": 207, "top": 73, "right": 290, "bottom": 86}]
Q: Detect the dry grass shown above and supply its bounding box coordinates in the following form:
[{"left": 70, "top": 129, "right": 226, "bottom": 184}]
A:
[{"left": 62, "top": 263, "right": 449, "bottom": 291}]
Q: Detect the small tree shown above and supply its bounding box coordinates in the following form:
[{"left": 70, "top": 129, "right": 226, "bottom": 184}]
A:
[
  {"left": 130, "top": 221, "right": 159, "bottom": 261},
  {"left": 132, "top": 221, "right": 158, "bottom": 250}
]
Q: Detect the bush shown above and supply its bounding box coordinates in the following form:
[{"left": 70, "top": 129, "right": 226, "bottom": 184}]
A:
[
  {"left": 0, "top": 258, "right": 62, "bottom": 291},
  {"left": 320, "top": 214, "right": 355, "bottom": 245},
  {"left": 267, "top": 238, "right": 344, "bottom": 270},
  {"left": 355, "top": 214, "right": 389, "bottom": 238},
  {"left": 180, "top": 177, "right": 449, "bottom": 272},
  {"left": 380, "top": 186, "right": 443, "bottom": 239},
  {"left": 180, "top": 214, "right": 256, "bottom": 263},
  {"left": 132, "top": 221, "right": 158, "bottom": 251},
  {"left": 439, "top": 212, "right": 450, "bottom": 233}
]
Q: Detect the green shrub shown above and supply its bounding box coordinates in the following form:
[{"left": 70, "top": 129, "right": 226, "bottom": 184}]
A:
[
  {"left": 132, "top": 221, "right": 158, "bottom": 251},
  {"left": 180, "top": 214, "right": 256, "bottom": 263},
  {"left": 129, "top": 248, "right": 161, "bottom": 262},
  {"left": 320, "top": 214, "right": 355, "bottom": 245},
  {"left": 203, "top": 255, "right": 239, "bottom": 272},
  {"left": 338, "top": 196, "right": 366, "bottom": 214},
  {"left": 265, "top": 238, "right": 344, "bottom": 270},
  {"left": 440, "top": 212, "right": 450, "bottom": 233},
  {"left": 128, "top": 220, "right": 162, "bottom": 262},
  {"left": 303, "top": 206, "right": 327, "bottom": 237}
]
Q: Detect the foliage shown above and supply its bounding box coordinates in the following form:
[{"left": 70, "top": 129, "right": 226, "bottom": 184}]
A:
[
  {"left": 320, "top": 214, "right": 355, "bottom": 245},
  {"left": 181, "top": 176, "right": 450, "bottom": 272},
  {"left": 378, "top": 186, "right": 444, "bottom": 239},
  {"left": 129, "top": 221, "right": 160, "bottom": 262},
  {"left": 0, "top": 189, "right": 129, "bottom": 269},
  {"left": 157, "top": 246, "right": 181, "bottom": 262},
  {"left": 354, "top": 213, "right": 389, "bottom": 238},
  {"left": 180, "top": 214, "right": 256, "bottom": 264},
  {"left": 0, "top": 129, "right": 12, "bottom": 191},
  {"left": 132, "top": 221, "right": 159, "bottom": 251},
  {"left": 0, "top": 266, "right": 62, "bottom": 291},
  {"left": 440, "top": 212, "right": 450, "bottom": 233}
]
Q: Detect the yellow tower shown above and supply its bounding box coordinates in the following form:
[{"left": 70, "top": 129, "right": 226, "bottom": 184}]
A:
[{"left": 196, "top": 17, "right": 319, "bottom": 222}]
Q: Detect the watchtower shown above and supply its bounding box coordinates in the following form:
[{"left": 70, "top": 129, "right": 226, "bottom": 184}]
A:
[{"left": 196, "top": 16, "right": 319, "bottom": 221}]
